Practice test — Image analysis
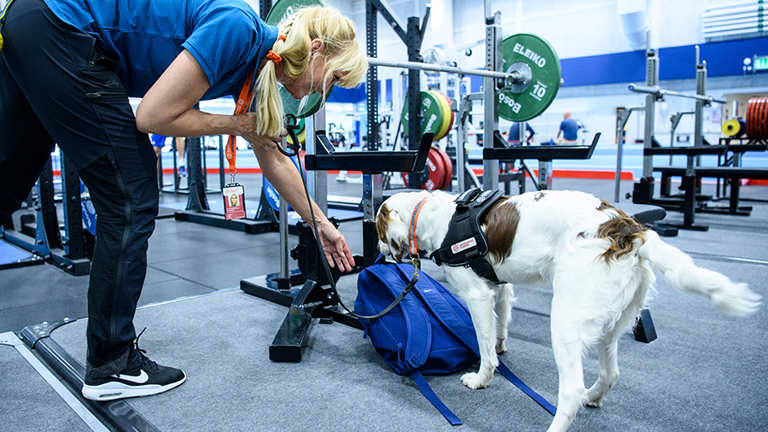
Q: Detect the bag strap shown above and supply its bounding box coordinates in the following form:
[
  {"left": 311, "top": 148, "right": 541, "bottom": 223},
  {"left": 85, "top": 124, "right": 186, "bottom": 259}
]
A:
[
  {"left": 396, "top": 265, "right": 556, "bottom": 415},
  {"left": 410, "top": 370, "right": 462, "bottom": 426},
  {"left": 366, "top": 264, "right": 431, "bottom": 369},
  {"left": 497, "top": 361, "right": 557, "bottom": 415}
]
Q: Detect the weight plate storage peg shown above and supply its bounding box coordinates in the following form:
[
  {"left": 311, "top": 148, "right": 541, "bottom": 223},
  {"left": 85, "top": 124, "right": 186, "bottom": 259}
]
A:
[
  {"left": 497, "top": 33, "right": 562, "bottom": 122},
  {"left": 267, "top": 0, "right": 327, "bottom": 118},
  {"left": 401, "top": 91, "right": 445, "bottom": 141},
  {"left": 401, "top": 147, "right": 446, "bottom": 190}
]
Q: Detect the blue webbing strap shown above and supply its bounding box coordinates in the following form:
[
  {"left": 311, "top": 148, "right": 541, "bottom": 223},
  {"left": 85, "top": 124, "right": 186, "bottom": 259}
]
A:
[
  {"left": 410, "top": 370, "right": 462, "bottom": 426},
  {"left": 497, "top": 360, "right": 557, "bottom": 415},
  {"left": 393, "top": 262, "right": 556, "bottom": 416}
]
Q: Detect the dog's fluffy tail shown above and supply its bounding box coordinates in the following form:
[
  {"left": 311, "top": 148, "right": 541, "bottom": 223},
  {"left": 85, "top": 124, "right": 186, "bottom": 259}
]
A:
[{"left": 638, "top": 230, "right": 761, "bottom": 316}]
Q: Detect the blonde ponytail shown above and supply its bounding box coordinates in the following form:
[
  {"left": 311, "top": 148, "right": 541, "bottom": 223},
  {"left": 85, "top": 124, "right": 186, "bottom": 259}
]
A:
[{"left": 254, "top": 6, "right": 368, "bottom": 136}]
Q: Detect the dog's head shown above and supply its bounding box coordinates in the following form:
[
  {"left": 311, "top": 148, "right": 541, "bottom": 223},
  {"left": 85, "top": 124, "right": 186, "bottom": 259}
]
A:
[{"left": 375, "top": 191, "right": 432, "bottom": 261}]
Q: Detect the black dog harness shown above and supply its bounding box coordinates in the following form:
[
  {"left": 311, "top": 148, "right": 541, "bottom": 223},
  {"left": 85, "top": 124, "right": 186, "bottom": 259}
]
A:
[{"left": 428, "top": 188, "right": 506, "bottom": 284}]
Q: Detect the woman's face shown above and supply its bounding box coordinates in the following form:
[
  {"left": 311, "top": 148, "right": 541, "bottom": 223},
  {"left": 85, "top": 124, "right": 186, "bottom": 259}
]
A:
[{"left": 282, "top": 39, "right": 344, "bottom": 99}]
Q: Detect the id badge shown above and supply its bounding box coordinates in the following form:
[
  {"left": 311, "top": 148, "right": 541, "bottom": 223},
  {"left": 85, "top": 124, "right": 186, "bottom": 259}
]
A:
[{"left": 223, "top": 183, "right": 246, "bottom": 220}]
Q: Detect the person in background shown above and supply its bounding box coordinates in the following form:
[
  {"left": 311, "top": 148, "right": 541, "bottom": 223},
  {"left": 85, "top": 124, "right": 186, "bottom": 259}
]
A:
[
  {"left": 508, "top": 122, "right": 535, "bottom": 146},
  {"left": 1, "top": 0, "right": 366, "bottom": 402},
  {"left": 557, "top": 112, "right": 582, "bottom": 144},
  {"left": 151, "top": 135, "right": 187, "bottom": 185}
]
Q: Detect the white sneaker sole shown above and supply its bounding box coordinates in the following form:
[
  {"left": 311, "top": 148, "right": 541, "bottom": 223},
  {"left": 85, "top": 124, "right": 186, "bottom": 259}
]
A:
[{"left": 81, "top": 372, "right": 187, "bottom": 401}]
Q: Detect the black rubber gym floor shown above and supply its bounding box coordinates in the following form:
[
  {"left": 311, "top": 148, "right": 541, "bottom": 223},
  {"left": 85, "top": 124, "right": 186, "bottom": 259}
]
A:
[{"left": 2, "top": 173, "right": 767, "bottom": 431}]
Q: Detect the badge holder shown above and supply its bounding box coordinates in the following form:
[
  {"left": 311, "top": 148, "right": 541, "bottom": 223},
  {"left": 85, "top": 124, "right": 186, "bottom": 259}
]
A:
[{"left": 223, "top": 174, "right": 246, "bottom": 221}]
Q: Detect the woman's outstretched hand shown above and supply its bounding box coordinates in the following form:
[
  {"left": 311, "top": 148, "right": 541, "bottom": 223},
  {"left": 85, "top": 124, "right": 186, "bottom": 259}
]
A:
[{"left": 317, "top": 220, "right": 355, "bottom": 273}]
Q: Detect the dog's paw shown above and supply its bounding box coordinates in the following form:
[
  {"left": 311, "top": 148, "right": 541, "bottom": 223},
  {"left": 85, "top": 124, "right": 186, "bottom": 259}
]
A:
[
  {"left": 585, "top": 393, "right": 603, "bottom": 408},
  {"left": 585, "top": 399, "right": 602, "bottom": 408},
  {"left": 495, "top": 338, "right": 507, "bottom": 355},
  {"left": 461, "top": 372, "right": 491, "bottom": 390}
]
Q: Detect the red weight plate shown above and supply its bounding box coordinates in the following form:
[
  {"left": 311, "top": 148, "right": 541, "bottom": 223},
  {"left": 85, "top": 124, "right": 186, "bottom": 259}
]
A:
[
  {"left": 746, "top": 98, "right": 755, "bottom": 138},
  {"left": 762, "top": 98, "right": 768, "bottom": 138},
  {"left": 426, "top": 147, "right": 446, "bottom": 190},
  {"left": 756, "top": 98, "right": 764, "bottom": 138},
  {"left": 437, "top": 148, "right": 453, "bottom": 191},
  {"left": 400, "top": 147, "right": 445, "bottom": 190}
]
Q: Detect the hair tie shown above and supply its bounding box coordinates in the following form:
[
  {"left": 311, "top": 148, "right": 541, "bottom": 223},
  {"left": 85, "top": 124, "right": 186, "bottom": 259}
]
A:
[
  {"left": 278, "top": 34, "right": 287, "bottom": 41},
  {"left": 266, "top": 50, "right": 282, "bottom": 64}
]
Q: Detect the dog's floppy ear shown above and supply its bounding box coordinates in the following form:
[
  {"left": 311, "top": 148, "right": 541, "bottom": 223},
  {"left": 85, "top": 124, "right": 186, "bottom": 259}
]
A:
[{"left": 376, "top": 202, "right": 409, "bottom": 260}]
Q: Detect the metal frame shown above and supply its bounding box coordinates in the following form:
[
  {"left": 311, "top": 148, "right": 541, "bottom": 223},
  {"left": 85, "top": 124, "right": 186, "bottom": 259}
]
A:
[
  {"left": 627, "top": 47, "right": 728, "bottom": 232},
  {"left": 1, "top": 155, "right": 91, "bottom": 275},
  {"left": 173, "top": 135, "right": 278, "bottom": 234}
]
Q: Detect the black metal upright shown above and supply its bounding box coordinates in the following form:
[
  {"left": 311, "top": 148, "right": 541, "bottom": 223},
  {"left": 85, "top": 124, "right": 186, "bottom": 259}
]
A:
[
  {"left": 259, "top": 0, "right": 272, "bottom": 19},
  {"left": 185, "top": 136, "right": 208, "bottom": 212},
  {"left": 59, "top": 156, "right": 86, "bottom": 262},
  {"left": 406, "top": 16, "right": 422, "bottom": 187},
  {"left": 365, "top": 0, "right": 378, "bottom": 152}
]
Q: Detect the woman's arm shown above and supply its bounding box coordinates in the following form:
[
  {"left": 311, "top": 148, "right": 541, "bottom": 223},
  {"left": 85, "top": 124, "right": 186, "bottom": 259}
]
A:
[
  {"left": 252, "top": 138, "right": 355, "bottom": 272},
  {"left": 136, "top": 50, "right": 259, "bottom": 140}
]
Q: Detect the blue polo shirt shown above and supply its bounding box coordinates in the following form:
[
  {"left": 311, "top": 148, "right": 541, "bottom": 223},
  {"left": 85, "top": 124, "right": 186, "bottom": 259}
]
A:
[
  {"left": 42, "top": 0, "right": 278, "bottom": 100},
  {"left": 559, "top": 118, "right": 581, "bottom": 141}
]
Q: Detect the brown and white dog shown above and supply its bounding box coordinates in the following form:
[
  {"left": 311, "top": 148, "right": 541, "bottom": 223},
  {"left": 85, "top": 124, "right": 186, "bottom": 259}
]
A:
[{"left": 375, "top": 189, "right": 760, "bottom": 432}]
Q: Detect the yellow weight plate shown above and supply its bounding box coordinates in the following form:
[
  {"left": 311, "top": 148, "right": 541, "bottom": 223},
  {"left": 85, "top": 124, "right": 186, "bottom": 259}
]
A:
[{"left": 430, "top": 90, "right": 451, "bottom": 141}]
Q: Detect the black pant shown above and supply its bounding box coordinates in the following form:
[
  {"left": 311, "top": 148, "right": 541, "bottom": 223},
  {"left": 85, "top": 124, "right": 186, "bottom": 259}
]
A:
[{"left": 0, "top": 0, "right": 158, "bottom": 375}]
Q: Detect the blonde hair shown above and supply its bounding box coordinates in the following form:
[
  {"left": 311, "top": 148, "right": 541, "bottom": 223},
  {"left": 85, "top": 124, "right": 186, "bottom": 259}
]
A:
[{"left": 255, "top": 6, "right": 368, "bottom": 136}]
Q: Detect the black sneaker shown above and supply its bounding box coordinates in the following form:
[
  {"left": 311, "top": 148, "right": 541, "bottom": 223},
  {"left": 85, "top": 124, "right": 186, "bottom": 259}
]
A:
[{"left": 81, "top": 330, "right": 186, "bottom": 401}]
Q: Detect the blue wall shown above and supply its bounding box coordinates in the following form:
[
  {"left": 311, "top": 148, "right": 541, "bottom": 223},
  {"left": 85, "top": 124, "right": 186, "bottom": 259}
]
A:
[{"left": 561, "top": 36, "right": 768, "bottom": 87}]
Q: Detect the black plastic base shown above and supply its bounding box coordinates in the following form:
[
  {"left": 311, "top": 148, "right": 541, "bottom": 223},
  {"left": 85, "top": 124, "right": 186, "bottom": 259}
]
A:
[
  {"left": 174, "top": 210, "right": 278, "bottom": 234},
  {"left": 633, "top": 309, "right": 658, "bottom": 343}
]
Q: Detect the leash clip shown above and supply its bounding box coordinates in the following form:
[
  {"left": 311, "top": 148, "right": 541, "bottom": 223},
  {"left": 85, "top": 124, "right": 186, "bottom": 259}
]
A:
[{"left": 277, "top": 114, "right": 300, "bottom": 157}]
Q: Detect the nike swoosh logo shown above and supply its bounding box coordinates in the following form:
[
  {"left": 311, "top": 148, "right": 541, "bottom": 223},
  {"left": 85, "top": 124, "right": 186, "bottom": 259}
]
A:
[{"left": 113, "top": 369, "right": 149, "bottom": 384}]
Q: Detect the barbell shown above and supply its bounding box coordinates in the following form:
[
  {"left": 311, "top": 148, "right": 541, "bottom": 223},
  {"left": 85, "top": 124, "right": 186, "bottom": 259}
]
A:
[{"left": 271, "top": 0, "right": 562, "bottom": 123}]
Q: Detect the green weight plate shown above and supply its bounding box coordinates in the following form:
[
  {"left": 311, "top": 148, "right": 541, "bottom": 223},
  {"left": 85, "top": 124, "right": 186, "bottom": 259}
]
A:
[
  {"left": 498, "top": 33, "right": 561, "bottom": 122},
  {"left": 401, "top": 91, "right": 444, "bottom": 141},
  {"left": 266, "top": 0, "right": 327, "bottom": 118}
]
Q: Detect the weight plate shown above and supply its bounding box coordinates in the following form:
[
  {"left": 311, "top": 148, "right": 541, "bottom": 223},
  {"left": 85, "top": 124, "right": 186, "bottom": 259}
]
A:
[
  {"left": 762, "top": 98, "right": 768, "bottom": 138},
  {"left": 752, "top": 97, "right": 762, "bottom": 138},
  {"left": 401, "top": 91, "right": 445, "bottom": 141},
  {"left": 435, "top": 91, "right": 455, "bottom": 141},
  {"left": 287, "top": 129, "right": 306, "bottom": 145},
  {"left": 443, "top": 93, "right": 455, "bottom": 134},
  {"left": 722, "top": 119, "right": 741, "bottom": 137},
  {"left": 266, "top": 0, "right": 327, "bottom": 118},
  {"left": 746, "top": 98, "right": 755, "bottom": 137},
  {"left": 287, "top": 118, "right": 306, "bottom": 145},
  {"left": 401, "top": 147, "right": 445, "bottom": 190},
  {"left": 437, "top": 148, "right": 453, "bottom": 190},
  {"left": 430, "top": 91, "right": 451, "bottom": 141},
  {"left": 498, "top": 33, "right": 561, "bottom": 122}
]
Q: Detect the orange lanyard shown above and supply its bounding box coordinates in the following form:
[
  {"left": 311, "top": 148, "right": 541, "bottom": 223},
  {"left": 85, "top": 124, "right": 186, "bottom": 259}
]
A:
[{"left": 226, "top": 69, "right": 255, "bottom": 179}]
